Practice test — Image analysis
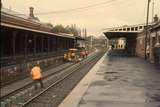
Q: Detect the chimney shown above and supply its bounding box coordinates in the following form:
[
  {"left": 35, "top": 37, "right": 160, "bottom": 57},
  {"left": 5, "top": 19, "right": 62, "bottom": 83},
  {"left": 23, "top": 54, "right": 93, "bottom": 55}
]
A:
[
  {"left": 153, "top": 14, "right": 159, "bottom": 23},
  {"left": 29, "top": 7, "right": 34, "bottom": 18}
]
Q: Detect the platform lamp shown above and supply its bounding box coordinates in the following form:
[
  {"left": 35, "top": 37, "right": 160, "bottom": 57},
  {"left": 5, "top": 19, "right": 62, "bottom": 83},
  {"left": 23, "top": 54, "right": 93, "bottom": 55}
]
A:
[{"left": 144, "top": 0, "right": 151, "bottom": 60}]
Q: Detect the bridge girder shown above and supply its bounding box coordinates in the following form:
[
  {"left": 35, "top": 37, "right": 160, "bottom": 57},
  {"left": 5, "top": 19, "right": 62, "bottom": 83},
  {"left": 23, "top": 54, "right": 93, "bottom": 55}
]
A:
[{"left": 103, "top": 32, "right": 138, "bottom": 39}]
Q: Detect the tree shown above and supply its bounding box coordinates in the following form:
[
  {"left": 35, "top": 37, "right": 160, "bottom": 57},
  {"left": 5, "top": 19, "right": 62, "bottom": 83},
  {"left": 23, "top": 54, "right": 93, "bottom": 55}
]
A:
[
  {"left": 52, "top": 25, "right": 65, "bottom": 33},
  {"left": 51, "top": 24, "right": 79, "bottom": 36},
  {"left": 68, "top": 25, "right": 79, "bottom": 36}
]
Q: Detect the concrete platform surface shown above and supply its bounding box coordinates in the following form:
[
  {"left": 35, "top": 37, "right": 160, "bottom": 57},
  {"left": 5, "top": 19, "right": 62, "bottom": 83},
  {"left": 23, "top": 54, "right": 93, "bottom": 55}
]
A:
[{"left": 58, "top": 51, "right": 160, "bottom": 107}]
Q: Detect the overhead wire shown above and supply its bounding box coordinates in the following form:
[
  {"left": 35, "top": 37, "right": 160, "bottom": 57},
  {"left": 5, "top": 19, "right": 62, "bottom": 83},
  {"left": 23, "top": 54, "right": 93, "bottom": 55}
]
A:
[
  {"left": 35, "top": 0, "right": 137, "bottom": 16},
  {"left": 9, "top": 0, "right": 156, "bottom": 23},
  {"left": 11, "top": 0, "right": 120, "bottom": 15},
  {"left": 35, "top": 0, "right": 118, "bottom": 15},
  {"left": 48, "top": 0, "right": 137, "bottom": 17}
]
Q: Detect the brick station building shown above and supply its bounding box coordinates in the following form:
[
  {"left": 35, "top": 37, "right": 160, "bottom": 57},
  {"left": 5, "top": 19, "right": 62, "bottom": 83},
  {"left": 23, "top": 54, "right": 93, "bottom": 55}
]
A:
[
  {"left": 0, "top": 7, "right": 75, "bottom": 85},
  {"left": 135, "top": 16, "right": 160, "bottom": 65}
]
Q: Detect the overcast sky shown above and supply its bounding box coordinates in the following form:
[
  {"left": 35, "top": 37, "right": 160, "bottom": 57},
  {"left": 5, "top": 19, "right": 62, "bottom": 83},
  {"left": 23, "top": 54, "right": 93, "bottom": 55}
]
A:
[{"left": 2, "top": 0, "right": 160, "bottom": 37}]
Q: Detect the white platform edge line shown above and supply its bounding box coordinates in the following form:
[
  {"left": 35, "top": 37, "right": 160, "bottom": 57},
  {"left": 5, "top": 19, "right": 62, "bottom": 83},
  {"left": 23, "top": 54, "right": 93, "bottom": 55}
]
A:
[{"left": 58, "top": 51, "right": 108, "bottom": 107}]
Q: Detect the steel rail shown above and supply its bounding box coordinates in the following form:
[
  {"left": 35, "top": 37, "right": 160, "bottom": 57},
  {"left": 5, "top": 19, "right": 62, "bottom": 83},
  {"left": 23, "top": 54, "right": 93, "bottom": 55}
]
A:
[
  {"left": 20, "top": 52, "right": 101, "bottom": 107},
  {"left": 1, "top": 52, "right": 97, "bottom": 101},
  {"left": 0, "top": 62, "right": 75, "bottom": 100}
]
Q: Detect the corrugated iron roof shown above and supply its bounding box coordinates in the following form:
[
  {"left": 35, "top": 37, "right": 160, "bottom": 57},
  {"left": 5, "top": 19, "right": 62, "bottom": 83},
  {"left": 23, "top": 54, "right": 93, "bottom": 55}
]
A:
[{"left": 1, "top": 7, "right": 75, "bottom": 39}]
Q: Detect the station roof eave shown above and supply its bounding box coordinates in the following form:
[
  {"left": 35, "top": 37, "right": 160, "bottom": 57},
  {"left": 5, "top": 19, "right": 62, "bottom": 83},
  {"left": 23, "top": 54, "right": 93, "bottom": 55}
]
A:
[
  {"left": 75, "top": 36, "right": 85, "bottom": 40},
  {"left": 1, "top": 22, "right": 75, "bottom": 39},
  {"left": 1, "top": 7, "right": 75, "bottom": 39},
  {"left": 103, "top": 31, "right": 138, "bottom": 39}
]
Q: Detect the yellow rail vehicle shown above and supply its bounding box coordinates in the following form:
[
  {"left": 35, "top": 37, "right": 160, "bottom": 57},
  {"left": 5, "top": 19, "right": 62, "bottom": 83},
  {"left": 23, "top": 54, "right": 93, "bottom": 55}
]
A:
[{"left": 63, "top": 48, "right": 80, "bottom": 62}]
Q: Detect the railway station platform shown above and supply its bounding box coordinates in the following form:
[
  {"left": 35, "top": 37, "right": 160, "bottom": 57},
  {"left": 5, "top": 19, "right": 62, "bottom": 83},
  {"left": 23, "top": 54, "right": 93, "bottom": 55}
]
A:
[{"left": 59, "top": 51, "right": 160, "bottom": 107}]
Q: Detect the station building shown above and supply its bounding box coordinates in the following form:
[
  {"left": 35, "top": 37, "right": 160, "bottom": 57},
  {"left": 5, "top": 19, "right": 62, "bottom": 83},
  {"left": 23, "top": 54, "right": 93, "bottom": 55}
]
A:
[
  {"left": 135, "top": 17, "right": 160, "bottom": 64},
  {"left": 103, "top": 15, "right": 160, "bottom": 68},
  {"left": 0, "top": 7, "right": 75, "bottom": 85}
]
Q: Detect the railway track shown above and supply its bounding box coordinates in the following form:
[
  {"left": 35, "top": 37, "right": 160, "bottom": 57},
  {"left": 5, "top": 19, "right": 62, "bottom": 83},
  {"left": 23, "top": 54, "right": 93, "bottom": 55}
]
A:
[
  {"left": 20, "top": 52, "right": 104, "bottom": 107},
  {"left": 0, "top": 51, "right": 105, "bottom": 107},
  {"left": 0, "top": 62, "right": 74, "bottom": 100},
  {"left": 0, "top": 55, "right": 64, "bottom": 87}
]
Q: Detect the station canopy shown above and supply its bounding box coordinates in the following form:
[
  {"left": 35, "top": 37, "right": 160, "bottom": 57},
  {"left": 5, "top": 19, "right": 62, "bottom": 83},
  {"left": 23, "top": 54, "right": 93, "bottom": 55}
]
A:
[{"left": 103, "top": 31, "right": 138, "bottom": 39}]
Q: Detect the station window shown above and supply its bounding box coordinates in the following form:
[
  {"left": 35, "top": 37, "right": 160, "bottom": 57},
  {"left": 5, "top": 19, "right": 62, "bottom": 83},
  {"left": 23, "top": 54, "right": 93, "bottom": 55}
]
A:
[
  {"left": 36, "top": 36, "right": 42, "bottom": 53},
  {"left": 131, "top": 27, "right": 134, "bottom": 31},
  {"left": 15, "top": 32, "right": 25, "bottom": 55},
  {"left": 127, "top": 28, "right": 130, "bottom": 31},
  {"left": 135, "top": 27, "right": 138, "bottom": 31},
  {"left": 0, "top": 29, "right": 12, "bottom": 57},
  {"left": 139, "top": 26, "right": 143, "bottom": 29},
  {"left": 123, "top": 28, "right": 126, "bottom": 31}
]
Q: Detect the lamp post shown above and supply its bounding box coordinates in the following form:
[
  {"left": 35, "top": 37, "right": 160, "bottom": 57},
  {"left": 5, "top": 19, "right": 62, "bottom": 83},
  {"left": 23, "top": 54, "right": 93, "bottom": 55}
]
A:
[{"left": 144, "top": 0, "right": 151, "bottom": 60}]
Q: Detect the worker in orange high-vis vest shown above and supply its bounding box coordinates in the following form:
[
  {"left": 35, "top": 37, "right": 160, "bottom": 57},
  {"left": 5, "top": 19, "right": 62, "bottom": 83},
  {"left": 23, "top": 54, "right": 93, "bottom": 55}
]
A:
[{"left": 31, "top": 63, "right": 44, "bottom": 89}]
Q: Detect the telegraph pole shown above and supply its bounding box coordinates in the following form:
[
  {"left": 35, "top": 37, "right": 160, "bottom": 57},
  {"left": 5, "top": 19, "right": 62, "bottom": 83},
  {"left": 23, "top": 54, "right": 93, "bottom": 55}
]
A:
[
  {"left": 144, "top": 0, "right": 151, "bottom": 60},
  {"left": 152, "top": 1, "right": 155, "bottom": 22}
]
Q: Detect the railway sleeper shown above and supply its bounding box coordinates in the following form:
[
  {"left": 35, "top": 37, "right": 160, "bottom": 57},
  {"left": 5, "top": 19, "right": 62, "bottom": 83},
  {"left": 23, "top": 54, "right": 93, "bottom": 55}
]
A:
[{"left": 1, "top": 52, "right": 103, "bottom": 107}]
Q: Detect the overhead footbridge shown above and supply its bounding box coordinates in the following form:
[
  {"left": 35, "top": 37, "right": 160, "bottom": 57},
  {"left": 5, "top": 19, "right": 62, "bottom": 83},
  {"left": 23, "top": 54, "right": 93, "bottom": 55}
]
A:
[{"left": 103, "top": 24, "right": 148, "bottom": 55}]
